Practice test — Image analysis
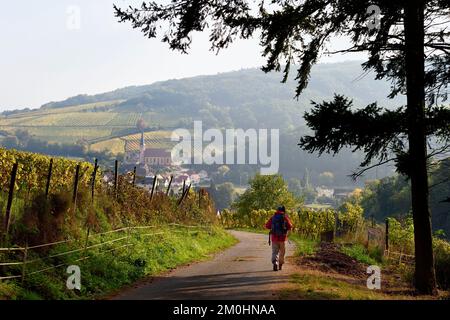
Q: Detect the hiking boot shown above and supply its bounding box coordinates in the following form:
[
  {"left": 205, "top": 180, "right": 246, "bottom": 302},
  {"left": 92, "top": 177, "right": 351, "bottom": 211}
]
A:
[
  {"left": 273, "top": 263, "right": 278, "bottom": 271},
  {"left": 279, "top": 264, "right": 283, "bottom": 270}
]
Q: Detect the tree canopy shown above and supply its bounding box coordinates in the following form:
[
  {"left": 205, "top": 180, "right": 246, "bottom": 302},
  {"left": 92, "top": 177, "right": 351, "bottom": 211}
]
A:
[{"left": 232, "top": 174, "right": 299, "bottom": 216}]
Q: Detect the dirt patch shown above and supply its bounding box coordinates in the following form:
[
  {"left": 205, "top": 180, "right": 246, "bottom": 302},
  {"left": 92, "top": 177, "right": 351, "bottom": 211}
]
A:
[
  {"left": 294, "top": 242, "right": 435, "bottom": 298},
  {"left": 298, "top": 242, "right": 367, "bottom": 279}
]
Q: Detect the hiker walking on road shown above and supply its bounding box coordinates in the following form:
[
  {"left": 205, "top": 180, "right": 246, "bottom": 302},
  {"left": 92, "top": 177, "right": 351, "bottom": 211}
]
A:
[{"left": 265, "top": 206, "right": 293, "bottom": 271}]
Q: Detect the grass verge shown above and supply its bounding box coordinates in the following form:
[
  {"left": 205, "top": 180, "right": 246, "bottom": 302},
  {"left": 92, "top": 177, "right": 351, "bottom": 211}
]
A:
[
  {"left": 289, "top": 234, "right": 318, "bottom": 256},
  {"left": 340, "top": 244, "right": 380, "bottom": 266},
  {"left": 280, "top": 272, "right": 419, "bottom": 300},
  {"left": 0, "top": 226, "right": 237, "bottom": 300}
]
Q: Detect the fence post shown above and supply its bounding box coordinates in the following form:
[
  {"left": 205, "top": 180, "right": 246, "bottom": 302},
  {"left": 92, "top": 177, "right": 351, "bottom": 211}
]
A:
[
  {"left": 114, "top": 160, "right": 119, "bottom": 199},
  {"left": 132, "top": 166, "right": 137, "bottom": 187},
  {"left": 177, "top": 184, "right": 191, "bottom": 206},
  {"left": 4, "top": 162, "right": 18, "bottom": 236},
  {"left": 333, "top": 210, "right": 338, "bottom": 239},
  {"left": 150, "top": 175, "right": 157, "bottom": 201},
  {"left": 91, "top": 159, "right": 98, "bottom": 203},
  {"left": 326, "top": 211, "right": 332, "bottom": 232},
  {"left": 72, "top": 164, "right": 80, "bottom": 208},
  {"left": 166, "top": 175, "right": 173, "bottom": 196},
  {"left": 385, "top": 218, "right": 389, "bottom": 252},
  {"left": 21, "top": 241, "right": 28, "bottom": 284},
  {"left": 45, "top": 159, "right": 53, "bottom": 198},
  {"left": 182, "top": 180, "right": 186, "bottom": 194},
  {"left": 184, "top": 184, "right": 191, "bottom": 201}
]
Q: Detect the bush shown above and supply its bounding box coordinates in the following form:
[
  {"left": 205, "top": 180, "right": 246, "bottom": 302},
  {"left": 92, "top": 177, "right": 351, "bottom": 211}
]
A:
[{"left": 434, "top": 238, "right": 450, "bottom": 290}]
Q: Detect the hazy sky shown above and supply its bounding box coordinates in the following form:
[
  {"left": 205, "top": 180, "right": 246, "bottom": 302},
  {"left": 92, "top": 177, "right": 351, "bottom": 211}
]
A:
[{"left": 0, "top": 0, "right": 366, "bottom": 110}]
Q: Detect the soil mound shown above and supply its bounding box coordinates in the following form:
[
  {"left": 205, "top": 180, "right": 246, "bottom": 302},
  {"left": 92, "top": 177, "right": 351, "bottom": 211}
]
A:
[{"left": 300, "top": 242, "right": 367, "bottom": 278}]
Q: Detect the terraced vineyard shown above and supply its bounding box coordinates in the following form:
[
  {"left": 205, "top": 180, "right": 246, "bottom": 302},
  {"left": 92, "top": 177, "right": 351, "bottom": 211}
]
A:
[
  {"left": 106, "top": 113, "right": 142, "bottom": 126},
  {"left": 0, "top": 101, "right": 154, "bottom": 145},
  {"left": 90, "top": 131, "right": 175, "bottom": 154},
  {"left": 90, "top": 131, "right": 209, "bottom": 156}
]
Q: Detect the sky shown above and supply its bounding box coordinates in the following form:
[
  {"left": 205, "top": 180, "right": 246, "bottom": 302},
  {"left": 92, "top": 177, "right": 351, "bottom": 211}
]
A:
[{"left": 0, "top": 0, "right": 366, "bottom": 111}]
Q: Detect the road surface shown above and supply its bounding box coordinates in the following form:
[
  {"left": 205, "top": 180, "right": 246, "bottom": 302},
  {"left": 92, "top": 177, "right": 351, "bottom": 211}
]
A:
[{"left": 113, "top": 230, "right": 296, "bottom": 300}]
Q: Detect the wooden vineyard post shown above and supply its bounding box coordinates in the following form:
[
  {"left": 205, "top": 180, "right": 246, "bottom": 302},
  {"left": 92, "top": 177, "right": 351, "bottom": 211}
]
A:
[
  {"left": 385, "top": 218, "right": 389, "bottom": 253},
  {"left": 177, "top": 188, "right": 185, "bottom": 206},
  {"left": 333, "top": 210, "right": 339, "bottom": 239},
  {"left": 166, "top": 175, "right": 173, "bottom": 196},
  {"left": 91, "top": 159, "right": 98, "bottom": 203},
  {"left": 4, "top": 162, "right": 18, "bottom": 236},
  {"left": 150, "top": 175, "right": 157, "bottom": 201},
  {"left": 72, "top": 164, "right": 80, "bottom": 209},
  {"left": 198, "top": 189, "right": 201, "bottom": 208},
  {"left": 21, "top": 241, "right": 28, "bottom": 284},
  {"left": 45, "top": 159, "right": 53, "bottom": 198},
  {"left": 114, "top": 160, "right": 119, "bottom": 199},
  {"left": 132, "top": 166, "right": 137, "bottom": 187},
  {"left": 177, "top": 183, "right": 191, "bottom": 206},
  {"left": 182, "top": 180, "right": 186, "bottom": 194},
  {"left": 184, "top": 184, "right": 191, "bottom": 202}
]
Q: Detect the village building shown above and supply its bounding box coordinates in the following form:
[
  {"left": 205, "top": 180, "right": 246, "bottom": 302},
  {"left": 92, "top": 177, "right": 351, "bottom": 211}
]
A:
[
  {"left": 316, "top": 186, "right": 334, "bottom": 198},
  {"left": 124, "top": 132, "right": 172, "bottom": 167},
  {"left": 143, "top": 148, "right": 172, "bottom": 166}
]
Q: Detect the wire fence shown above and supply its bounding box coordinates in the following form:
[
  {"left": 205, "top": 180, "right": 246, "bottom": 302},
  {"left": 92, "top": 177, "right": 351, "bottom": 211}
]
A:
[{"left": 0, "top": 223, "right": 212, "bottom": 281}]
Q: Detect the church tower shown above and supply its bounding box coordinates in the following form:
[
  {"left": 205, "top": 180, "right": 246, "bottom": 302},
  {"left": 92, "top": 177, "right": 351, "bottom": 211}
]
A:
[{"left": 139, "top": 131, "right": 145, "bottom": 164}]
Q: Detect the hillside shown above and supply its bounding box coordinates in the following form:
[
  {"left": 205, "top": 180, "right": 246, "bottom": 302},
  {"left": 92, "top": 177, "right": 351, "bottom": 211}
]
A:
[{"left": 0, "top": 61, "right": 404, "bottom": 146}]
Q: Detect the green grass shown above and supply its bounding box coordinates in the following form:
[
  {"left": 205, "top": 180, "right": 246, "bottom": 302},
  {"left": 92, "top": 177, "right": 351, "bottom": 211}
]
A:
[
  {"left": 0, "top": 226, "right": 237, "bottom": 300},
  {"left": 281, "top": 273, "right": 407, "bottom": 300},
  {"left": 289, "top": 234, "right": 318, "bottom": 256},
  {"left": 340, "top": 244, "right": 380, "bottom": 265}
]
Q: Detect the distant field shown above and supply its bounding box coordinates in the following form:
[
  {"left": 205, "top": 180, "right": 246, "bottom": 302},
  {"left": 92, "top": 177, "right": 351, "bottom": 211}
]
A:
[
  {"left": 0, "top": 100, "right": 172, "bottom": 146},
  {"left": 90, "top": 130, "right": 175, "bottom": 154},
  {"left": 89, "top": 138, "right": 125, "bottom": 154},
  {"left": 89, "top": 130, "right": 213, "bottom": 155}
]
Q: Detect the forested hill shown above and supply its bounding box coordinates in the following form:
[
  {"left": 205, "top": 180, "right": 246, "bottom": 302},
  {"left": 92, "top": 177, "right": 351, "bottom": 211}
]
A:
[
  {"left": 39, "top": 61, "right": 404, "bottom": 129},
  {"left": 0, "top": 60, "right": 405, "bottom": 187}
]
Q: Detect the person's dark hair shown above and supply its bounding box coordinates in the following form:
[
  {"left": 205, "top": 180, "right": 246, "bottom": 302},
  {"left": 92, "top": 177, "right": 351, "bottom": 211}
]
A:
[{"left": 277, "top": 206, "right": 286, "bottom": 212}]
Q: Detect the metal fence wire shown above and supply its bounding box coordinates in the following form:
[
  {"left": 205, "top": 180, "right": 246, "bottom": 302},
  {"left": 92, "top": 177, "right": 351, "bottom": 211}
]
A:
[{"left": 0, "top": 223, "right": 211, "bottom": 281}]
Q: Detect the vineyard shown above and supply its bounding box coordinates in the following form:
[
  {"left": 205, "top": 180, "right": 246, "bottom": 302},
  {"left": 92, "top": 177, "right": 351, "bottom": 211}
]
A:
[
  {"left": 219, "top": 204, "right": 450, "bottom": 290},
  {"left": 106, "top": 113, "right": 142, "bottom": 127},
  {"left": 0, "top": 99, "right": 191, "bottom": 148},
  {"left": 220, "top": 206, "right": 362, "bottom": 241},
  {"left": 0, "top": 148, "right": 226, "bottom": 299},
  {"left": 0, "top": 148, "right": 95, "bottom": 194},
  {"left": 0, "top": 101, "right": 148, "bottom": 145}
]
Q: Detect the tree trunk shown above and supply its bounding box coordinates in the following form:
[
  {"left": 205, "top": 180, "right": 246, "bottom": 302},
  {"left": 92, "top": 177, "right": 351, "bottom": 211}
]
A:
[{"left": 404, "top": 0, "right": 437, "bottom": 294}]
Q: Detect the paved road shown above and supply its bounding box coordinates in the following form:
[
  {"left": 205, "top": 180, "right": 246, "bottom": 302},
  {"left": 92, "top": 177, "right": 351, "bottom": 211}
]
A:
[{"left": 113, "top": 230, "right": 296, "bottom": 300}]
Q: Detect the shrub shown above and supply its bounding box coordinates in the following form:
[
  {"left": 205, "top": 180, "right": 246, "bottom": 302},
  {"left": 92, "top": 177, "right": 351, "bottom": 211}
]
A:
[{"left": 434, "top": 238, "right": 450, "bottom": 290}]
